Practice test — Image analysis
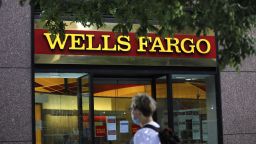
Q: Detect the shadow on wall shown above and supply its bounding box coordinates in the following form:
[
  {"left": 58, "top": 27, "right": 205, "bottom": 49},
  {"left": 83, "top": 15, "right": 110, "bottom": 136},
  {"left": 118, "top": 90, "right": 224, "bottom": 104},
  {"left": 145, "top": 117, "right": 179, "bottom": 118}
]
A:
[{"left": 0, "top": 0, "right": 30, "bottom": 9}]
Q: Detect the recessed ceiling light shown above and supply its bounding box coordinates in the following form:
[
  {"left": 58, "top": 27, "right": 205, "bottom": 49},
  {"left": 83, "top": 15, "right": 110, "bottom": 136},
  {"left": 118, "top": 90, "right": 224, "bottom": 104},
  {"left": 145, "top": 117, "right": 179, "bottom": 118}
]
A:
[
  {"left": 50, "top": 73, "right": 60, "bottom": 78},
  {"left": 176, "top": 77, "right": 185, "bottom": 79}
]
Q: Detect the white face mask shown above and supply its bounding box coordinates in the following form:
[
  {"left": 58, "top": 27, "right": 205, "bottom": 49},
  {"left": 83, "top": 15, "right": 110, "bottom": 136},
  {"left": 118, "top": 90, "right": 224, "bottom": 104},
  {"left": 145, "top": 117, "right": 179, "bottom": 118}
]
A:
[{"left": 131, "top": 111, "right": 140, "bottom": 125}]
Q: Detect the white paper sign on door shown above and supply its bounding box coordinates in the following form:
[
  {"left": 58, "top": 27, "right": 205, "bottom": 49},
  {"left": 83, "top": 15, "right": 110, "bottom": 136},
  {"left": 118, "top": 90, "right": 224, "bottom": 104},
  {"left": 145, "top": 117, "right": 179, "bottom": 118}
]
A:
[
  {"left": 106, "top": 116, "right": 117, "bottom": 141},
  {"left": 120, "top": 120, "right": 129, "bottom": 133}
]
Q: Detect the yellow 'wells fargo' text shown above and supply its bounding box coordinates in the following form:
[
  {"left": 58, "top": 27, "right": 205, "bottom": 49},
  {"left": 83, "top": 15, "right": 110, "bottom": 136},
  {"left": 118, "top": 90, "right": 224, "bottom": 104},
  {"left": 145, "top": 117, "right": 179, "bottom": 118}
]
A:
[{"left": 44, "top": 33, "right": 211, "bottom": 54}]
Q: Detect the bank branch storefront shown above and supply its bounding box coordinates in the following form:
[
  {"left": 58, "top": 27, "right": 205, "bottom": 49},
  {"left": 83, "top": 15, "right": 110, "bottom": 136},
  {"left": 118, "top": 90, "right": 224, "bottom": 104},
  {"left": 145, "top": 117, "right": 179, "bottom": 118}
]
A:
[{"left": 34, "top": 21, "right": 220, "bottom": 144}]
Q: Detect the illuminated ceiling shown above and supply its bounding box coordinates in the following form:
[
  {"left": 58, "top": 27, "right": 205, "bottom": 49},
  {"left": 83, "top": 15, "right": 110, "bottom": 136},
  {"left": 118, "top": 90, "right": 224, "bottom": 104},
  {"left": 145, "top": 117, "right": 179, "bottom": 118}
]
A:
[{"left": 35, "top": 78, "right": 206, "bottom": 99}]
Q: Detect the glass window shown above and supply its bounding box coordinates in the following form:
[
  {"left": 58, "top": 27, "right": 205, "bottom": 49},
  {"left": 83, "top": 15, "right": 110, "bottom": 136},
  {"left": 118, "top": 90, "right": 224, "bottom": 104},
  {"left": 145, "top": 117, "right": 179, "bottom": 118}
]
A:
[
  {"left": 34, "top": 73, "right": 219, "bottom": 144},
  {"left": 34, "top": 73, "right": 90, "bottom": 144},
  {"left": 172, "top": 74, "right": 218, "bottom": 144}
]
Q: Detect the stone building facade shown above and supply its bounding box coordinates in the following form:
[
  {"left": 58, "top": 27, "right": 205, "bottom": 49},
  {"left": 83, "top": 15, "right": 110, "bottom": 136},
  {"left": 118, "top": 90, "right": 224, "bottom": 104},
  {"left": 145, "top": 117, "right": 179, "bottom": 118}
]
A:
[{"left": 0, "top": 1, "right": 255, "bottom": 144}]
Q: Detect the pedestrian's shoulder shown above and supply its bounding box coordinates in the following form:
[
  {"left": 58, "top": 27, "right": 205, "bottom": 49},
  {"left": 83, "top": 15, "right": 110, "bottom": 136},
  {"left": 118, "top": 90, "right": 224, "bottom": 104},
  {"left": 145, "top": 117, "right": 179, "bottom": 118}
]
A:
[
  {"left": 134, "top": 127, "right": 158, "bottom": 138},
  {"left": 134, "top": 128, "right": 160, "bottom": 144}
]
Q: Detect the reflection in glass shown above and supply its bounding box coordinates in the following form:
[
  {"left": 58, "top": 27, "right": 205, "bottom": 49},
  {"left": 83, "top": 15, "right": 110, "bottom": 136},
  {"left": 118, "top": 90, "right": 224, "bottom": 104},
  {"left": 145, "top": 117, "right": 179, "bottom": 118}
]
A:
[
  {"left": 172, "top": 75, "right": 218, "bottom": 144},
  {"left": 93, "top": 78, "right": 151, "bottom": 144},
  {"left": 34, "top": 73, "right": 218, "bottom": 144},
  {"left": 34, "top": 73, "right": 88, "bottom": 144},
  {"left": 156, "top": 76, "right": 169, "bottom": 129},
  {"left": 81, "top": 75, "right": 92, "bottom": 143}
]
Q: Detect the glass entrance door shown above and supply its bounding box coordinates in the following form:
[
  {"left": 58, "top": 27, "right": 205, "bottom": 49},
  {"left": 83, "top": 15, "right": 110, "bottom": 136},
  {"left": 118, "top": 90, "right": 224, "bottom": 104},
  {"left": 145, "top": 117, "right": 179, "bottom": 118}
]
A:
[{"left": 93, "top": 78, "right": 152, "bottom": 144}]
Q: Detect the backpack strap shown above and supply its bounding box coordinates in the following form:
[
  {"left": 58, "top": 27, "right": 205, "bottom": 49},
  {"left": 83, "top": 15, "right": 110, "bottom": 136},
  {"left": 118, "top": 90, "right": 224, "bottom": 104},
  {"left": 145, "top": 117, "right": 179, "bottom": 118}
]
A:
[
  {"left": 143, "top": 124, "right": 160, "bottom": 132},
  {"left": 144, "top": 125, "right": 181, "bottom": 144}
]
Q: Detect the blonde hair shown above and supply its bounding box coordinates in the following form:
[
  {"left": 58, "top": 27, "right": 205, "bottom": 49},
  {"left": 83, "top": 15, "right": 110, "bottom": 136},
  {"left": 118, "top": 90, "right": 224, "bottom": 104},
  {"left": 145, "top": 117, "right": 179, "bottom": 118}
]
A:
[{"left": 131, "top": 93, "right": 156, "bottom": 117}]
